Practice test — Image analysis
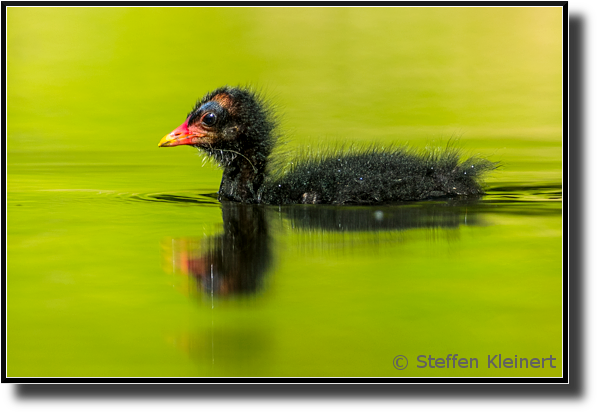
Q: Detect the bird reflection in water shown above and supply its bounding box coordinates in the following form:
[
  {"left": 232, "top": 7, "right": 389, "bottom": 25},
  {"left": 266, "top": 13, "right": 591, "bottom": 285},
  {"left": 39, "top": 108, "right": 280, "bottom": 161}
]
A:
[
  {"left": 163, "top": 202, "right": 273, "bottom": 299},
  {"left": 162, "top": 199, "right": 485, "bottom": 299}
]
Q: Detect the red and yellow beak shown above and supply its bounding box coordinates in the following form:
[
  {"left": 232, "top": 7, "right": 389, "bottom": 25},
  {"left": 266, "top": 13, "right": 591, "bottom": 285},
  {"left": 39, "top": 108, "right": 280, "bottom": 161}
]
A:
[{"left": 158, "top": 118, "right": 205, "bottom": 147}]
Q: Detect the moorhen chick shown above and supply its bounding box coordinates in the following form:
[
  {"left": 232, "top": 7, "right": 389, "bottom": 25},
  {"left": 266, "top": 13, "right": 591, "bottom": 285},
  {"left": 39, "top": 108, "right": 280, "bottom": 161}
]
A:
[{"left": 159, "top": 86, "right": 496, "bottom": 204}]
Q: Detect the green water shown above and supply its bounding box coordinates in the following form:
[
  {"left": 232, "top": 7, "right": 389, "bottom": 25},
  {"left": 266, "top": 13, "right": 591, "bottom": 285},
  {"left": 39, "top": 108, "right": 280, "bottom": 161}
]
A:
[{"left": 7, "top": 7, "right": 563, "bottom": 378}]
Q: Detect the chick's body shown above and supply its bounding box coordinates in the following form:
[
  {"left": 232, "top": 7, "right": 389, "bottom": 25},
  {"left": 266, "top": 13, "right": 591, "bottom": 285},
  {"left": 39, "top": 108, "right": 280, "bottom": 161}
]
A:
[{"left": 159, "top": 86, "right": 496, "bottom": 205}]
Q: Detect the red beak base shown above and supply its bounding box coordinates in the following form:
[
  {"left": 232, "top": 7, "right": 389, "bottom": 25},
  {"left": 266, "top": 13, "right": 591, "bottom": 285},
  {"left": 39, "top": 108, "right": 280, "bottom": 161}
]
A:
[{"left": 159, "top": 118, "right": 204, "bottom": 147}]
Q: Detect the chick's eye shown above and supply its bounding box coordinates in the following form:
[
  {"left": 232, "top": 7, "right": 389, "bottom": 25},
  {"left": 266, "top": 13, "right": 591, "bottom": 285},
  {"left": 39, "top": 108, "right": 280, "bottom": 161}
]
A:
[{"left": 201, "top": 112, "right": 217, "bottom": 127}]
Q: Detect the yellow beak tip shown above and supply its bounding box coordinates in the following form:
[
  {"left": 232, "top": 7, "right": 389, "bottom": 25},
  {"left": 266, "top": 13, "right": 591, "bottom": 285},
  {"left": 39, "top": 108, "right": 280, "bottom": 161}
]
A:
[{"left": 158, "top": 134, "right": 172, "bottom": 147}]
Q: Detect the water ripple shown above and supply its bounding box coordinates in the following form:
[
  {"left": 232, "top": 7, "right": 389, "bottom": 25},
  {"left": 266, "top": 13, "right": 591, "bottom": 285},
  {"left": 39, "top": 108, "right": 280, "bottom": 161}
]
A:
[
  {"left": 127, "top": 190, "right": 220, "bottom": 205},
  {"left": 36, "top": 188, "right": 221, "bottom": 206},
  {"left": 35, "top": 183, "right": 561, "bottom": 206},
  {"left": 484, "top": 183, "right": 562, "bottom": 202}
]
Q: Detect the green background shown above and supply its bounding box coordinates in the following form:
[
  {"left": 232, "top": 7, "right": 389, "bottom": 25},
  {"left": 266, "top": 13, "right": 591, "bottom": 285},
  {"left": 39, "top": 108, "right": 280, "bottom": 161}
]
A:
[{"left": 7, "top": 7, "right": 562, "bottom": 377}]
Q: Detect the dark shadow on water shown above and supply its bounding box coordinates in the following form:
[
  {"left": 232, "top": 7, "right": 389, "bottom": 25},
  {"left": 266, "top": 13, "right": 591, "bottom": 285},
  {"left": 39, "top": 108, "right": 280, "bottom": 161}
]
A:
[
  {"left": 278, "top": 201, "right": 483, "bottom": 232},
  {"left": 163, "top": 199, "right": 491, "bottom": 299},
  {"left": 160, "top": 180, "right": 561, "bottom": 302}
]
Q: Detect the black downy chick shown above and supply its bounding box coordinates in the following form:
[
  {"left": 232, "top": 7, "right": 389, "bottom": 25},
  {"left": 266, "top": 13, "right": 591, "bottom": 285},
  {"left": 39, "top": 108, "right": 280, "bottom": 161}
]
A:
[{"left": 159, "top": 86, "right": 496, "bottom": 204}]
